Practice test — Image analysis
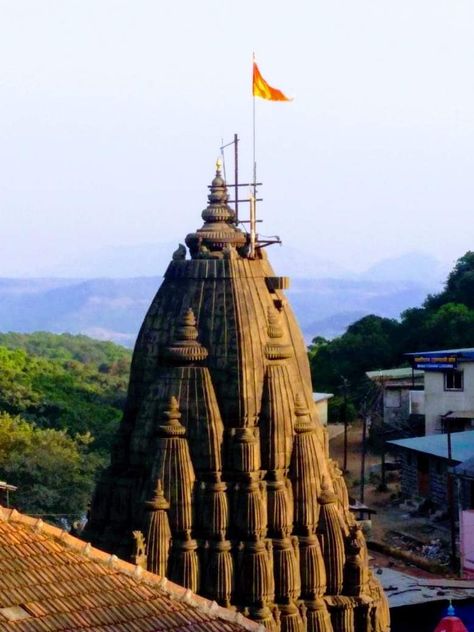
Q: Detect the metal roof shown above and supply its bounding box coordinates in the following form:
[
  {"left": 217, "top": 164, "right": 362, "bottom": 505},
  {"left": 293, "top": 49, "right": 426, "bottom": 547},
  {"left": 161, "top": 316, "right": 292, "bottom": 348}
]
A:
[
  {"left": 388, "top": 430, "right": 474, "bottom": 462},
  {"left": 312, "top": 392, "right": 334, "bottom": 402},
  {"left": 453, "top": 456, "right": 474, "bottom": 478},
  {"left": 366, "top": 367, "right": 424, "bottom": 380},
  {"left": 405, "top": 348, "right": 474, "bottom": 360},
  {"left": 377, "top": 566, "right": 474, "bottom": 609}
]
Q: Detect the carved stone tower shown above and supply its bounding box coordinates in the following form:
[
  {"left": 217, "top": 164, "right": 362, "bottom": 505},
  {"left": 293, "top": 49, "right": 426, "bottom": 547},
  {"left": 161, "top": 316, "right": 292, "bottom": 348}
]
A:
[{"left": 84, "top": 164, "right": 390, "bottom": 632}]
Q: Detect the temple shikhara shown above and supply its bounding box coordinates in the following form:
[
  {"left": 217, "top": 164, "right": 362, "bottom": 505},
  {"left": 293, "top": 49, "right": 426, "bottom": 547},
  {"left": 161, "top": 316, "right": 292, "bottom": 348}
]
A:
[{"left": 84, "top": 162, "right": 390, "bottom": 632}]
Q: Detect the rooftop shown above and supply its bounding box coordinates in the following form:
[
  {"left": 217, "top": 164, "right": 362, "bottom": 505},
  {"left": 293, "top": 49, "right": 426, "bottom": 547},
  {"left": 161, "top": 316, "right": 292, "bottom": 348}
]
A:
[
  {"left": 388, "top": 430, "right": 474, "bottom": 462},
  {"left": 376, "top": 565, "right": 474, "bottom": 609},
  {"left": 312, "top": 392, "right": 334, "bottom": 402},
  {"left": 0, "top": 506, "right": 260, "bottom": 631},
  {"left": 405, "top": 348, "right": 474, "bottom": 360},
  {"left": 366, "top": 367, "right": 424, "bottom": 381}
]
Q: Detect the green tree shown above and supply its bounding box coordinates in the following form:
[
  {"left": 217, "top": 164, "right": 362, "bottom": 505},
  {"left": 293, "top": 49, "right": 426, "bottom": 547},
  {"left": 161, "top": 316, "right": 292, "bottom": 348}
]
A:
[
  {"left": 0, "top": 342, "right": 129, "bottom": 454},
  {"left": 0, "top": 413, "right": 104, "bottom": 521},
  {"left": 309, "top": 252, "right": 474, "bottom": 408}
]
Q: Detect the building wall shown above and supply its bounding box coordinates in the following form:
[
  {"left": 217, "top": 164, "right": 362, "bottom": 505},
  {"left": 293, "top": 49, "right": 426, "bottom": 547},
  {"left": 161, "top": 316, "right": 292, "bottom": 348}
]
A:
[
  {"left": 399, "top": 451, "right": 418, "bottom": 498},
  {"left": 398, "top": 450, "right": 452, "bottom": 509},
  {"left": 315, "top": 400, "right": 329, "bottom": 426},
  {"left": 424, "top": 362, "right": 474, "bottom": 434},
  {"left": 384, "top": 388, "right": 410, "bottom": 429}
]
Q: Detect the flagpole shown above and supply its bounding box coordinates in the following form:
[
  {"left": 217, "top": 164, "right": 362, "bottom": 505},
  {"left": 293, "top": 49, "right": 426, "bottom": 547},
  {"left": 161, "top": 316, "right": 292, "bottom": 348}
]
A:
[
  {"left": 252, "top": 53, "right": 257, "bottom": 200},
  {"left": 251, "top": 53, "right": 257, "bottom": 258}
]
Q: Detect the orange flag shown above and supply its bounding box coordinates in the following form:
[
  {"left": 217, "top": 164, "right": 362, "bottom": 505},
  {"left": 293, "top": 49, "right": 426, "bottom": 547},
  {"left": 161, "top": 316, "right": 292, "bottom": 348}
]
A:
[{"left": 252, "top": 60, "right": 292, "bottom": 102}]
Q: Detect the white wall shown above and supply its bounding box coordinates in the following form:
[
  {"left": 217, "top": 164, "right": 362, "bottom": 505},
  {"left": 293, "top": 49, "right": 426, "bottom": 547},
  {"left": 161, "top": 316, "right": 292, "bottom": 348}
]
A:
[{"left": 424, "top": 361, "right": 474, "bottom": 434}]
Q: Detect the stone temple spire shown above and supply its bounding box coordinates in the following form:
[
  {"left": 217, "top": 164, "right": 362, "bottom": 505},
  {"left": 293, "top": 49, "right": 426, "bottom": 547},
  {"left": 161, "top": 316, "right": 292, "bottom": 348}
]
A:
[{"left": 84, "top": 163, "right": 389, "bottom": 632}]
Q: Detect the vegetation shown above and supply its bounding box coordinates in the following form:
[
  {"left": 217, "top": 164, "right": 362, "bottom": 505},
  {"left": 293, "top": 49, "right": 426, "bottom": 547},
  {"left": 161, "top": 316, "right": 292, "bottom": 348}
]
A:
[
  {"left": 0, "top": 413, "right": 103, "bottom": 521},
  {"left": 0, "top": 332, "right": 131, "bottom": 521},
  {"left": 310, "top": 251, "right": 474, "bottom": 415},
  {"left": 0, "top": 332, "right": 131, "bottom": 454}
]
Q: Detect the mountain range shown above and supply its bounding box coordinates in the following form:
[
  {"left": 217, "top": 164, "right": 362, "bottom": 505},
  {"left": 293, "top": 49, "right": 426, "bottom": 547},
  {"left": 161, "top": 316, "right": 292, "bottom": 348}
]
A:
[{"left": 0, "top": 248, "right": 448, "bottom": 346}]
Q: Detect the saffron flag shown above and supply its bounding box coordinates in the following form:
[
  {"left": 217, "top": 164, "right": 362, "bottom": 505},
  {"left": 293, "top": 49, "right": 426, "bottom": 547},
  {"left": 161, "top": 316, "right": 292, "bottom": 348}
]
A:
[{"left": 252, "top": 60, "right": 292, "bottom": 101}]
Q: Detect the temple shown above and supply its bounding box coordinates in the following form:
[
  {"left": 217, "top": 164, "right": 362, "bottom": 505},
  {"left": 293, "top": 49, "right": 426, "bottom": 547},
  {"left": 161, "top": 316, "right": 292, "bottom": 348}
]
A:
[{"left": 84, "top": 162, "right": 390, "bottom": 632}]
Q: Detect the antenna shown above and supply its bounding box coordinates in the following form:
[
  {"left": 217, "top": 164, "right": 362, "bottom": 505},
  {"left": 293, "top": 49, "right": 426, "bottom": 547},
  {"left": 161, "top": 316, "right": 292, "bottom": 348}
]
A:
[{"left": 219, "top": 133, "right": 281, "bottom": 254}]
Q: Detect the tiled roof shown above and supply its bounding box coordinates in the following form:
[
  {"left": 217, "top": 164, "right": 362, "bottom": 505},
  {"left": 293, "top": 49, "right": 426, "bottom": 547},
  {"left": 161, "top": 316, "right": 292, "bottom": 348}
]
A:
[{"left": 0, "top": 506, "right": 261, "bottom": 632}]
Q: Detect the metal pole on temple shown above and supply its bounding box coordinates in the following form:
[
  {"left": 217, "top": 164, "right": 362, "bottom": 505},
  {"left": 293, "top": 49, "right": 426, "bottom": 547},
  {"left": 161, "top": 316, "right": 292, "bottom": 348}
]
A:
[{"left": 234, "top": 133, "right": 239, "bottom": 223}]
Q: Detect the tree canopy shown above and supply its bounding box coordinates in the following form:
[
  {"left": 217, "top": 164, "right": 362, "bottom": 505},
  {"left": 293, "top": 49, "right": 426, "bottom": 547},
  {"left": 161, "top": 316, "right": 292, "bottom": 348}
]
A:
[
  {"left": 310, "top": 251, "right": 474, "bottom": 408},
  {"left": 0, "top": 413, "right": 103, "bottom": 520},
  {"left": 0, "top": 333, "right": 131, "bottom": 454},
  {"left": 0, "top": 332, "right": 131, "bottom": 520}
]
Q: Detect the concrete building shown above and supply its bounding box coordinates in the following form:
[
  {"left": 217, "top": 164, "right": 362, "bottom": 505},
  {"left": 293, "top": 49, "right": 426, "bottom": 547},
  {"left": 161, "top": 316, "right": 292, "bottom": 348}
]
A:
[
  {"left": 312, "top": 392, "right": 333, "bottom": 426},
  {"left": 406, "top": 348, "right": 474, "bottom": 435}
]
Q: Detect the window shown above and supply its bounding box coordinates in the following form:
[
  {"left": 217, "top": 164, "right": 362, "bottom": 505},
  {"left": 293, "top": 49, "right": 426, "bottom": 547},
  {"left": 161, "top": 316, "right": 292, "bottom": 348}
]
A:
[
  {"left": 444, "top": 369, "right": 463, "bottom": 391},
  {"left": 386, "top": 389, "right": 401, "bottom": 408}
]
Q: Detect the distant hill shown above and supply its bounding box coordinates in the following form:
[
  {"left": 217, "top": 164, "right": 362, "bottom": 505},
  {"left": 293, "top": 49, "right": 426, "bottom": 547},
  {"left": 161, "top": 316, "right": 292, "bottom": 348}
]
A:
[{"left": 0, "top": 272, "right": 441, "bottom": 345}]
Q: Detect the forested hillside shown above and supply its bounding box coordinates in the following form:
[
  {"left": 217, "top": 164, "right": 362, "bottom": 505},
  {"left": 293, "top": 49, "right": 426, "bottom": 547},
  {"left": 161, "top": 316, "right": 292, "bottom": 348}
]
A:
[
  {"left": 310, "top": 251, "right": 474, "bottom": 414},
  {"left": 0, "top": 332, "right": 131, "bottom": 521}
]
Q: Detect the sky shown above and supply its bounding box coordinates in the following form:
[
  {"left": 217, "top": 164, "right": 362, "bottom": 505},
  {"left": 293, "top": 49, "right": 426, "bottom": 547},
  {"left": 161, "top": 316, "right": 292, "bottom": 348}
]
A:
[{"left": 1, "top": 1, "right": 474, "bottom": 277}]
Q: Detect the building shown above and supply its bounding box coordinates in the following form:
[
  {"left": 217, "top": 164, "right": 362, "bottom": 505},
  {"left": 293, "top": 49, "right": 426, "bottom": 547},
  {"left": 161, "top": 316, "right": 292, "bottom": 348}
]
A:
[
  {"left": 366, "top": 368, "right": 424, "bottom": 437},
  {"left": 452, "top": 457, "right": 474, "bottom": 578},
  {"left": 312, "top": 392, "right": 334, "bottom": 427},
  {"left": 406, "top": 348, "right": 474, "bottom": 435},
  {"left": 83, "top": 164, "right": 389, "bottom": 632},
  {"left": 0, "top": 504, "right": 257, "bottom": 631},
  {"left": 388, "top": 430, "right": 474, "bottom": 507}
]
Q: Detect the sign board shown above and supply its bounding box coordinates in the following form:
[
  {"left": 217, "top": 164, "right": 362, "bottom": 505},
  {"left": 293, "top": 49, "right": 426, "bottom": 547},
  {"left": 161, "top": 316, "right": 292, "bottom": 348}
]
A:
[{"left": 412, "top": 355, "right": 457, "bottom": 371}]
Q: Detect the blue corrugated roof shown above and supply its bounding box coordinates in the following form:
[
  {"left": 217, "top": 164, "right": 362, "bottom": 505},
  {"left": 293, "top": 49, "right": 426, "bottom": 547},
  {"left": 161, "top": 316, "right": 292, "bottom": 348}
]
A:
[{"left": 388, "top": 430, "right": 474, "bottom": 462}]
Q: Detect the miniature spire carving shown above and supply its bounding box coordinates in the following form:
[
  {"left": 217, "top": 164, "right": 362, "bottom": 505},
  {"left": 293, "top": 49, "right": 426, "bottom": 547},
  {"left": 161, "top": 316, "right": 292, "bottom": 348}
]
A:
[
  {"left": 298, "top": 534, "right": 327, "bottom": 600},
  {"left": 197, "top": 474, "right": 229, "bottom": 539},
  {"left": 265, "top": 307, "right": 292, "bottom": 361},
  {"left": 239, "top": 539, "right": 275, "bottom": 610},
  {"left": 317, "top": 479, "right": 346, "bottom": 596},
  {"left": 260, "top": 313, "right": 294, "bottom": 472},
  {"left": 154, "top": 396, "right": 196, "bottom": 536},
  {"left": 278, "top": 601, "right": 305, "bottom": 632},
  {"left": 144, "top": 480, "right": 171, "bottom": 577},
  {"left": 343, "top": 524, "right": 369, "bottom": 596},
  {"left": 289, "top": 394, "right": 324, "bottom": 534},
  {"left": 165, "top": 307, "right": 208, "bottom": 364},
  {"left": 304, "top": 599, "right": 334, "bottom": 632},
  {"left": 272, "top": 536, "right": 301, "bottom": 604},
  {"left": 233, "top": 476, "right": 268, "bottom": 540},
  {"left": 204, "top": 539, "right": 234, "bottom": 607},
  {"left": 266, "top": 474, "right": 294, "bottom": 538},
  {"left": 167, "top": 536, "right": 200, "bottom": 592}
]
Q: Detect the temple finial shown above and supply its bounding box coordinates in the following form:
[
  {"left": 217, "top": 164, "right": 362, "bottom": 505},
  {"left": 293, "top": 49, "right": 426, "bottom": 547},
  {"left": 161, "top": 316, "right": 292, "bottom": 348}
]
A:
[{"left": 216, "top": 157, "right": 222, "bottom": 174}]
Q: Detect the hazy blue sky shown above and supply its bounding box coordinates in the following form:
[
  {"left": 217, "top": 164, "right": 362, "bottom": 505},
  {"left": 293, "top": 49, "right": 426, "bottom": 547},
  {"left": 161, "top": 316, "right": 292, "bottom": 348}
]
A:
[{"left": 1, "top": 1, "right": 474, "bottom": 276}]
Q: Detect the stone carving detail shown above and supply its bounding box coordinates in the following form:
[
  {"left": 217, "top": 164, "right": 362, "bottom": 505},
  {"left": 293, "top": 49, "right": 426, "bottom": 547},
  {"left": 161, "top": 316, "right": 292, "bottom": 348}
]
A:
[
  {"left": 154, "top": 396, "right": 195, "bottom": 536},
  {"left": 144, "top": 480, "right": 171, "bottom": 576},
  {"left": 132, "top": 530, "right": 147, "bottom": 569},
  {"left": 84, "top": 166, "right": 389, "bottom": 632},
  {"left": 317, "top": 481, "right": 346, "bottom": 596},
  {"left": 167, "top": 536, "right": 200, "bottom": 592},
  {"left": 289, "top": 394, "right": 323, "bottom": 534}
]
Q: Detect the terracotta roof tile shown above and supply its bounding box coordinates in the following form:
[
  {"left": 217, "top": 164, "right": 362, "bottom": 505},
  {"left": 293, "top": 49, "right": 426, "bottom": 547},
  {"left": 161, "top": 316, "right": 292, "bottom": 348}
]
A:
[{"left": 0, "top": 507, "right": 262, "bottom": 632}]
